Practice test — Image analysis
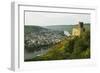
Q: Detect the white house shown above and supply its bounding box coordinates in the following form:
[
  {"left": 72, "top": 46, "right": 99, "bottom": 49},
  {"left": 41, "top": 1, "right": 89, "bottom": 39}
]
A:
[{"left": 64, "top": 31, "right": 70, "bottom": 36}]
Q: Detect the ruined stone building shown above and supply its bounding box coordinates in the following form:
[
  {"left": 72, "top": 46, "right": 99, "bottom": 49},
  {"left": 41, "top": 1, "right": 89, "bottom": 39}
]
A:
[{"left": 72, "top": 22, "right": 85, "bottom": 37}]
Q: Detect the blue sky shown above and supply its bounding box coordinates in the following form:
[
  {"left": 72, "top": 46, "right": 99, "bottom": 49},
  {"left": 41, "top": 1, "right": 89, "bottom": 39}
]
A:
[{"left": 25, "top": 11, "right": 90, "bottom": 26}]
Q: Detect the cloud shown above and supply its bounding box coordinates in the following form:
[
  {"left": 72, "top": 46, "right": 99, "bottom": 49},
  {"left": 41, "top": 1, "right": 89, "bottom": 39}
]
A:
[{"left": 25, "top": 11, "right": 90, "bottom": 26}]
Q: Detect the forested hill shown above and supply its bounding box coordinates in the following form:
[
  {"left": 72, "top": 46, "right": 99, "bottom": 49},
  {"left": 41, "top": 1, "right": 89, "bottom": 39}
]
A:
[{"left": 44, "top": 24, "right": 90, "bottom": 33}]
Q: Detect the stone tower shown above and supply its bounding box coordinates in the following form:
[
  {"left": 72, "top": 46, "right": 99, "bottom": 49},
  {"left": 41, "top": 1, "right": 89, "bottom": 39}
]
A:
[{"left": 72, "top": 22, "right": 85, "bottom": 36}]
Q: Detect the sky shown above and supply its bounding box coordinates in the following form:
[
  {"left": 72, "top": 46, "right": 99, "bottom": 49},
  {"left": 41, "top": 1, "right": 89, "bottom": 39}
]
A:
[{"left": 25, "top": 11, "right": 90, "bottom": 26}]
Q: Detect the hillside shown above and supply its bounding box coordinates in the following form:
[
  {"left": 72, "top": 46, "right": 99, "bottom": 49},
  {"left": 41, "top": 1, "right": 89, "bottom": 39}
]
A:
[
  {"left": 24, "top": 25, "right": 66, "bottom": 60},
  {"left": 24, "top": 24, "right": 90, "bottom": 61},
  {"left": 25, "top": 30, "right": 90, "bottom": 61}
]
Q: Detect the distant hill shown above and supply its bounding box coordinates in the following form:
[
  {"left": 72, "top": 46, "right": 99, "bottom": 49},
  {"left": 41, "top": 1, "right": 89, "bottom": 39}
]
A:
[
  {"left": 44, "top": 25, "right": 74, "bottom": 33},
  {"left": 24, "top": 25, "right": 49, "bottom": 34},
  {"left": 44, "top": 24, "right": 90, "bottom": 34}
]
